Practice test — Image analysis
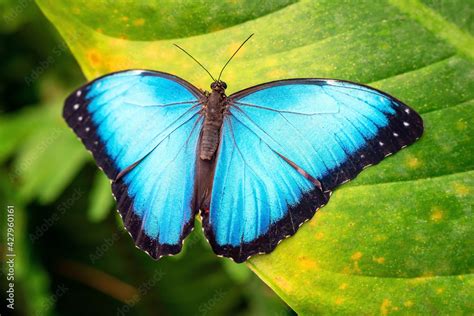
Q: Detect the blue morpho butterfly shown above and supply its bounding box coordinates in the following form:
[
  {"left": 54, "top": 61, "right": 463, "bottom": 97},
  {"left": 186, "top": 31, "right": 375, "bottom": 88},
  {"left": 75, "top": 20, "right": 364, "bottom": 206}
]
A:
[{"left": 64, "top": 35, "right": 423, "bottom": 262}]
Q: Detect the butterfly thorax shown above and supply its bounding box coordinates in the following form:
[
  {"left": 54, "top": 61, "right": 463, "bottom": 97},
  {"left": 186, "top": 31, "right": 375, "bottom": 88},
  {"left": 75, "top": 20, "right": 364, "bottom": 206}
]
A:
[{"left": 200, "top": 81, "right": 228, "bottom": 160}]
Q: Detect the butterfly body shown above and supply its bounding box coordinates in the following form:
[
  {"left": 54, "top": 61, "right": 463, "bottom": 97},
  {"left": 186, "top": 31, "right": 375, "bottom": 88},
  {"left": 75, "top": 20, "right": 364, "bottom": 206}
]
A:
[
  {"left": 64, "top": 69, "right": 423, "bottom": 263},
  {"left": 199, "top": 81, "right": 228, "bottom": 160}
]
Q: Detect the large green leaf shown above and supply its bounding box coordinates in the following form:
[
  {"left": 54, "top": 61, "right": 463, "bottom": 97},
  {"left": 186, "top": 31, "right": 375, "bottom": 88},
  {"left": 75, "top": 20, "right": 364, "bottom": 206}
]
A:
[{"left": 36, "top": 0, "right": 473, "bottom": 314}]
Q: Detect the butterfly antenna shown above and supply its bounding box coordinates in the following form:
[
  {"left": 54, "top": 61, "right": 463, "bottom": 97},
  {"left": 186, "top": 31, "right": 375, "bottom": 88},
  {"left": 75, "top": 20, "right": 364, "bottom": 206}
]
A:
[
  {"left": 218, "top": 33, "right": 254, "bottom": 81},
  {"left": 173, "top": 44, "right": 216, "bottom": 82}
]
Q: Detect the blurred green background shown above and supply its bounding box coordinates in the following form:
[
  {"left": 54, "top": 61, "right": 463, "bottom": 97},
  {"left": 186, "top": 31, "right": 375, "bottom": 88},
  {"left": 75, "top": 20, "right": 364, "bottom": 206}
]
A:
[{"left": 0, "top": 1, "right": 293, "bottom": 315}]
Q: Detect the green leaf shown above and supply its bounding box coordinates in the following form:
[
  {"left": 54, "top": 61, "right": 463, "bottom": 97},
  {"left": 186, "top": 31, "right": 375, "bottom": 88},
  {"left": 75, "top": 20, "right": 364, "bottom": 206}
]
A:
[{"left": 37, "top": 0, "right": 473, "bottom": 314}]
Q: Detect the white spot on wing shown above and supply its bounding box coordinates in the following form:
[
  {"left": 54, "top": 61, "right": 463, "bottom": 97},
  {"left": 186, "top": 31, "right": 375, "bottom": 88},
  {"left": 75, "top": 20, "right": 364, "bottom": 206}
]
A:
[
  {"left": 73, "top": 104, "right": 80, "bottom": 110},
  {"left": 393, "top": 132, "right": 399, "bottom": 137},
  {"left": 404, "top": 108, "right": 410, "bottom": 114},
  {"left": 324, "top": 79, "right": 338, "bottom": 85},
  {"left": 403, "top": 121, "right": 410, "bottom": 127},
  {"left": 379, "top": 141, "right": 384, "bottom": 146},
  {"left": 76, "top": 90, "right": 82, "bottom": 97},
  {"left": 85, "top": 127, "right": 90, "bottom": 132},
  {"left": 78, "top": 116, "right": 83, "bottom": 121},
  {"left": 128, "top": 70, "right": 145, "bottom": 75}
]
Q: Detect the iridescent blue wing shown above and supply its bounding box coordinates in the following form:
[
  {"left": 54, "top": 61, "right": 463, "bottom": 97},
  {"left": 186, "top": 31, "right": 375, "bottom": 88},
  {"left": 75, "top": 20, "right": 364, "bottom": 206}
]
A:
[
  {"left": 203, "top": 79, "right": 423, "bottom": 262},
  {"left": 64, "top": 70, "right": 204, "bottom": 259}
]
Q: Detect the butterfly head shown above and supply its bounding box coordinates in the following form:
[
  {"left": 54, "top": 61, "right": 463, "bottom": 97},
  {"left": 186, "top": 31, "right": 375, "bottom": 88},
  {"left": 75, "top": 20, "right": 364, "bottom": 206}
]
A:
[{"left": 210, "top": 81, "right": 227, "bottom": 93}]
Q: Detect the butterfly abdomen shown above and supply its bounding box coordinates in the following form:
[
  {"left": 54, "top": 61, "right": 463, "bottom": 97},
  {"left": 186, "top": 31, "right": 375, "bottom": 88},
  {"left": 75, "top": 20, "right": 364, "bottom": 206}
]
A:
[
  {"left": 200, "top": 88, "right": 226, "bottom": 160},
  {"left": 200, "top": 123, "right": 221, "bottom": 160}
]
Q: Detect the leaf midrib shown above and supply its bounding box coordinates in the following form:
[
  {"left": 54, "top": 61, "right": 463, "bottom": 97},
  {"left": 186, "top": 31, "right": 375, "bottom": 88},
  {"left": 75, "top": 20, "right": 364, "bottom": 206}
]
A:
[{"left": 248, "top": 261, "right": 474, "bottom": 281}]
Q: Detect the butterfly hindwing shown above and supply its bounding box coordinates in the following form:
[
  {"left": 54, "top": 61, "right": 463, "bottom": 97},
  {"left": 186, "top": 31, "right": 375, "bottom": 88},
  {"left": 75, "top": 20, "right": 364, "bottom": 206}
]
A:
[
  {"left": 203, "top": 79, "right": 423, "bottom": 262},
  {"left": 64, "top": 70, "right": 204, "bottom": 258}
]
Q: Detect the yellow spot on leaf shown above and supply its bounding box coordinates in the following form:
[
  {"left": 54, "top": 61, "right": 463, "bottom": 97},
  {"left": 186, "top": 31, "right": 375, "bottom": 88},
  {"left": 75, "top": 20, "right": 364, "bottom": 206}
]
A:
[
  {"left": 309, "top": 218, "right": 318, "bottom": 226},
  {"left": 349, "top": 252, "right": 363, "bottom": 273},
  {"left": 456, "top": 119, "right": 467, "bottom": 130},
  {"left": 298, "top": 256, "right": 318, "bottom": 270},
  {"left": 90, "top": 51, "right": 132, "bottom": 74},
  {"left": 436, "top": 287, "right": 444, "bottom": 294},
  {"left": 374, "top": 257, "right": 385, "bottom": 264},
  {"left": 407, "top": 156, "right": 421, "bottom": 169},
  {"left": 133, "top": 18, "right": 145, "bottom": 26},
  {"left": 121, "top": 16, "right": 129, "bottom": 22},
  {"left": 335, "top": 297, "right": 345, "bottom": 305},
  {"left": 108, "top": 38, "right": 127, "bottom": 49},
  {"left": 380, "top": 299, "right": 392, "bottom": 315},
  {"left": 454, "top": 182, "right": 470, "bottom": 197},
  {"left": 430, "top": 207, "right": 443, "bottom": 222},
  {"left": 72, "top": 7, "right": 81, "bottom": 14},
  {"left": 87, "top": 50, "right": 102, "bottom": 66},
  {"left": 351, "top": 251, "right": 363, "bottom": 261},
  {"left": 339, "top": 283, "right": 348, "bottom": 290},
  {"left": 265, "top": 57, "right": 279, "bottom": 67},
  {"left": 404, "top": 300, "right": 414, "bottom": 307},
  {"left": 315, "top": 231, "right": 324, "bottom": 240},
  {"left": 226, "top": 42, "right": 245, "bottom": 56}
]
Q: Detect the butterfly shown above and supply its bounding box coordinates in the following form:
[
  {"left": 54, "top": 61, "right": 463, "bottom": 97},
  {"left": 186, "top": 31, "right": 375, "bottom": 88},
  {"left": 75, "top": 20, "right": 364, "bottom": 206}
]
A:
[{"left": 63, "top": 35, "right": 423, "bottom": 262}]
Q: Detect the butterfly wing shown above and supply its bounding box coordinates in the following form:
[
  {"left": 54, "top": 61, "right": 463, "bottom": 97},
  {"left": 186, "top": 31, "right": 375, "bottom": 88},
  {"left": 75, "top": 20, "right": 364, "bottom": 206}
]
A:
[
  {"left": 64, "top": 70, "right": 204, "bottom": 258},
  {"left": 203, "top": 79, "right": 423, "bottom": 262}
]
